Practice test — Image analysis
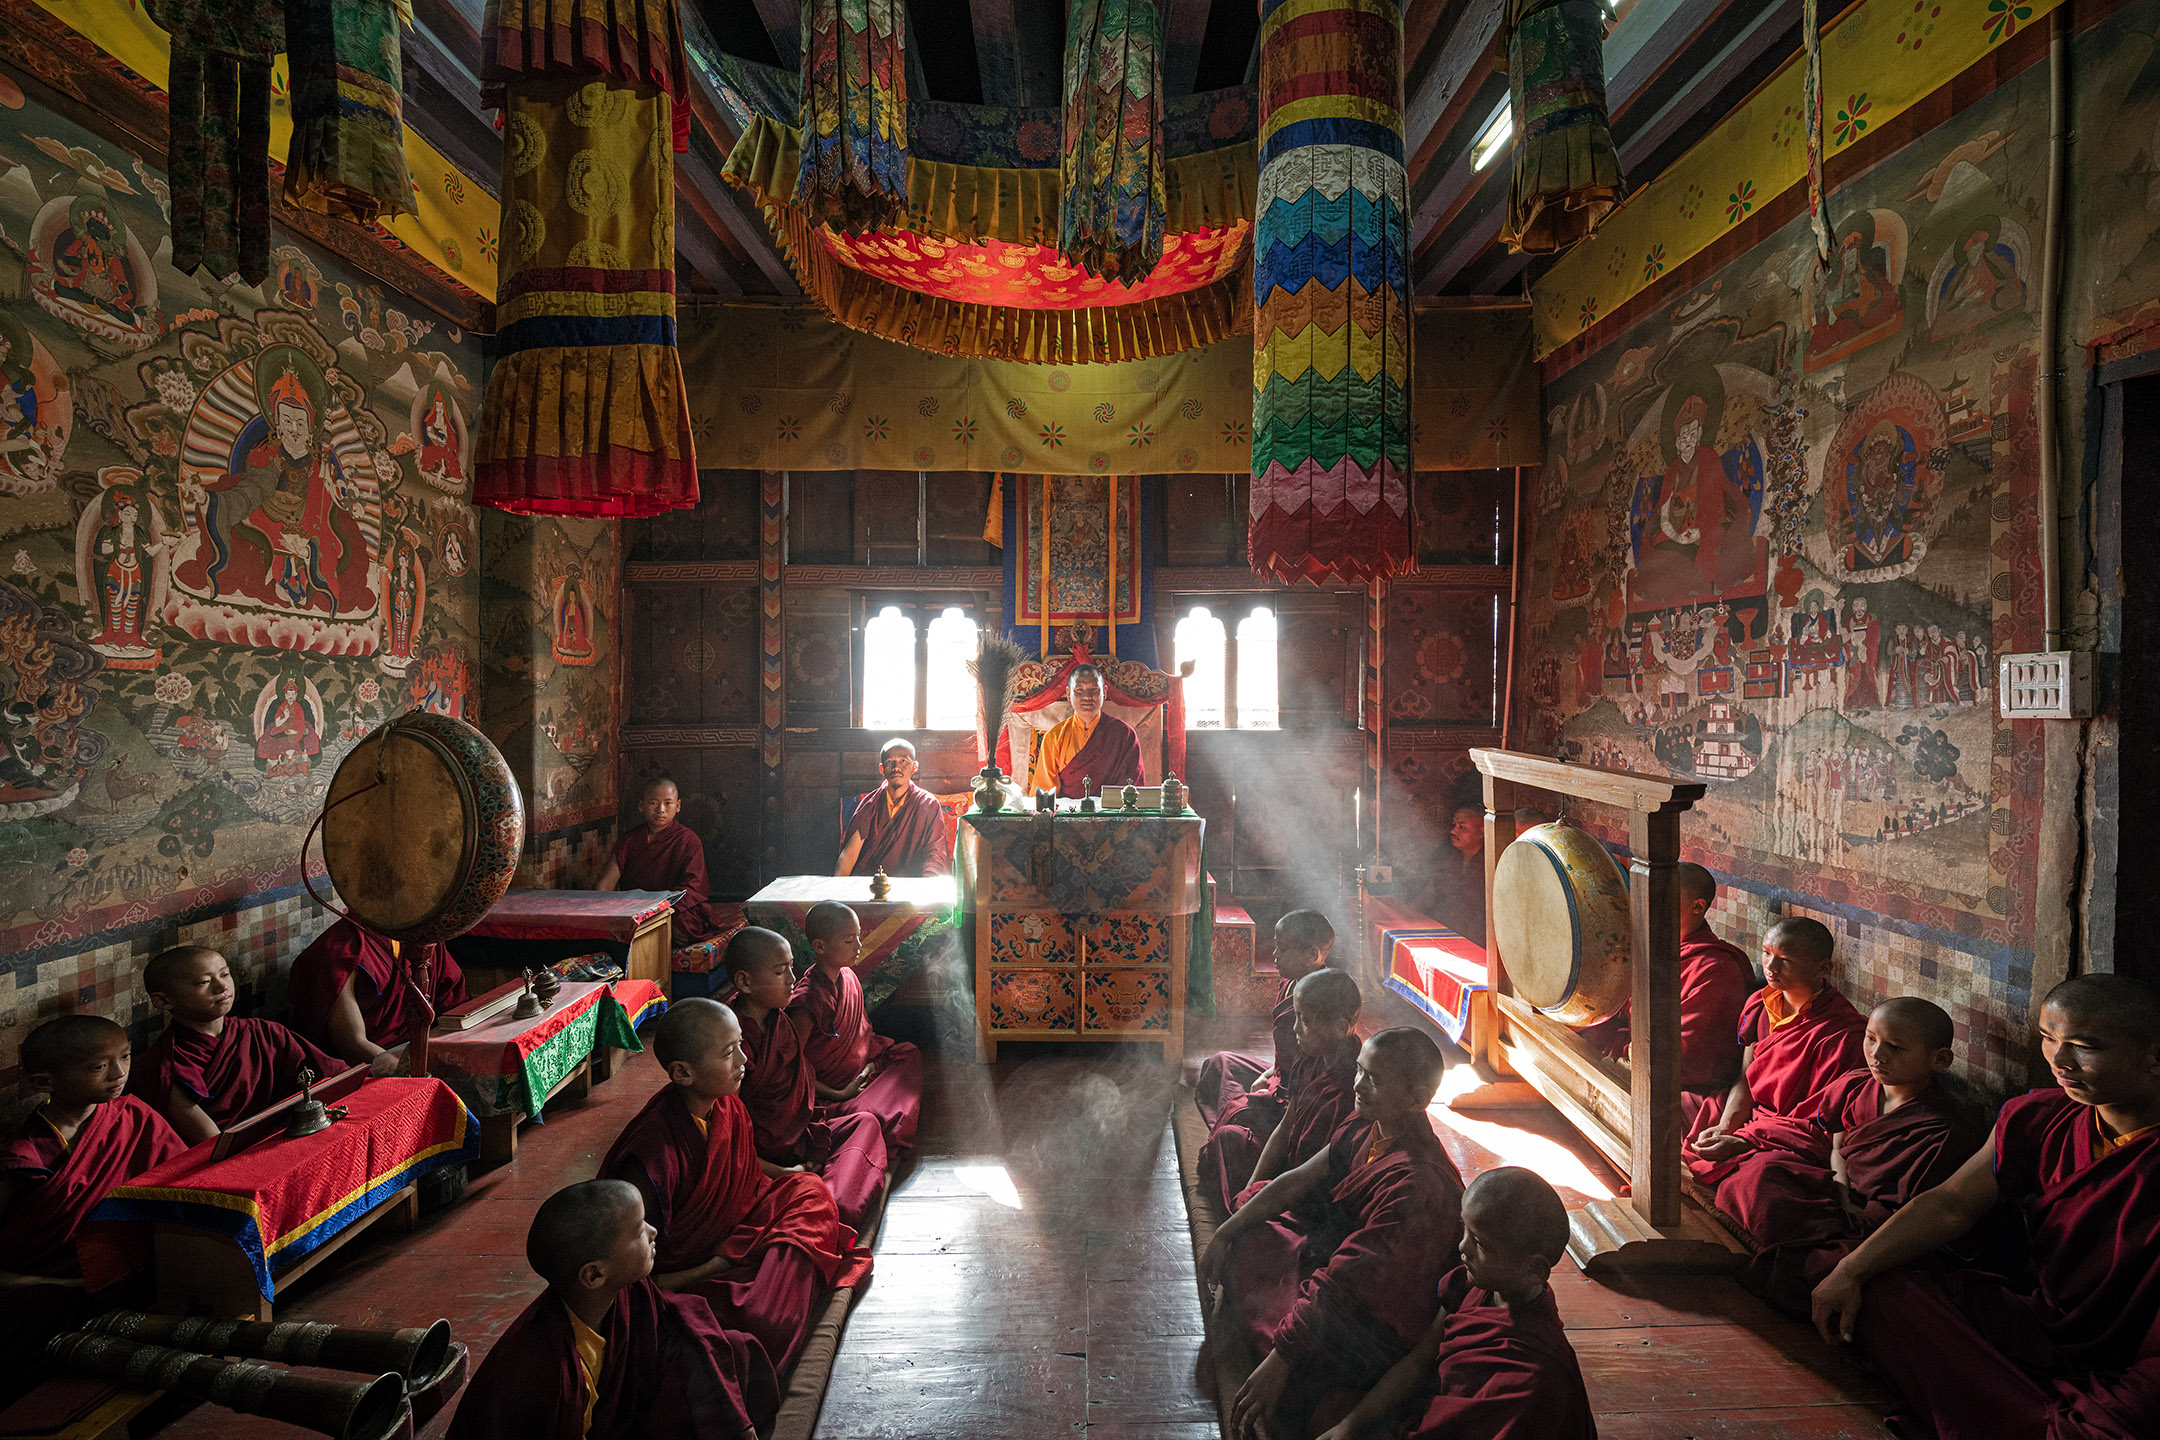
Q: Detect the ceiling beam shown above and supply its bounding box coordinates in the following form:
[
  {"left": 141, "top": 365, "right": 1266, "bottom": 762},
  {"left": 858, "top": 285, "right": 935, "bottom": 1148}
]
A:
[
  {"left": 674, "top": 202, "right": 745, "bottom": 295},
  {"left": 676, "top": 2, "right": 801, "bottom": 296},
  {"left": 968, "top": 0, "right": 1025, "bottom": 104},
  {"left": 1164, "top": 0, "right": 1212, "bottom": 98},
  {"left": 403, "top": 23, "right": 499, "bottom": 195},
  {"left": 1016, "top": 0, "right": 1064, "bottom": 105},
  {"left": 750, "top": 0, "right": 802, "bottom": 70},
  {"left": 1402, "top": 0, "right": 1507, "bottom": 167}
]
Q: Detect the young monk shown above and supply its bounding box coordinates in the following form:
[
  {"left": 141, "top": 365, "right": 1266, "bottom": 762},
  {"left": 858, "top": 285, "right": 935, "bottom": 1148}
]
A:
[
  {"left": 288, "top": 918, "right": 467, "bottom": 1067},
  {"left": 792, "top": 901, "right": 923, "bottom": 1155},
  {"left": 1685, "top": 916, "right": 1866, "bottom": 1186},
  {"left": 1813, "top": 974, "right": 2160, "bottom": 1440},
  {"left": 1200, "top": 1027, "right": 1465, "bottom": 1440},
  {"left": 599, "top": 777, "right": 726, "bottom": 945},
  {"left": 724, "top": 928, "right": 888, "bottom": 1228},
  {"left": 601, "top": 999, "right": 871, "bottom": 1372},
  {"left": 1581, "top": 862, "right": 1753, "bottom": 1113},
  {"left": 1717, "top": 996, "right": 1986, "bottom": 1317},
  {"left": 1316, "top": 1168, "right": 1596, "bottom": 1440},
  {"left": 1195, "top": 910, "right": 1336, "bottom": 1215},
  {"left": 447, "top": 1179, "right": 775, "bottom": 1440},
  {"left": 1223, "top": 967, "right": 1363, "bottom": 1213},
  {"left": 128, "top": 945, "right": 349, "bottom": 1144}
]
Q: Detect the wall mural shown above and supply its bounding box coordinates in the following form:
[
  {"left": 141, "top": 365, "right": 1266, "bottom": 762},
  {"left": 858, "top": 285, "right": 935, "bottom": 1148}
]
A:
[{"left": 0, "top": 91, "right": 482, "bottom": 963}]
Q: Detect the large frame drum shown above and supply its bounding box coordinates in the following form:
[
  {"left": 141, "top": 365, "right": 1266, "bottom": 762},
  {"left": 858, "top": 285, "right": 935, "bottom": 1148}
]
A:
[{"left": 1490, "top": 820, "right": 1631, "bottom": 1026}]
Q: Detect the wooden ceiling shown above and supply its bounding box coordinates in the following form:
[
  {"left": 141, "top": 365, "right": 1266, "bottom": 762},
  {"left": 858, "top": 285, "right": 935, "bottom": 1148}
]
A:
[{"left": 397, "top": 0, "right": 1850, "bottom": 307}]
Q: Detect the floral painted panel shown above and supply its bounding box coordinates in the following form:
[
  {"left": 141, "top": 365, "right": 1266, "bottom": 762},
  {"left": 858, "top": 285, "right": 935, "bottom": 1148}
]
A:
[
  {"left": 1082, "top": 968, "right": 1170, "bottom": 1032},
  {"left": 988, "top": 967, "right": 1078, "bottom": 1032}
]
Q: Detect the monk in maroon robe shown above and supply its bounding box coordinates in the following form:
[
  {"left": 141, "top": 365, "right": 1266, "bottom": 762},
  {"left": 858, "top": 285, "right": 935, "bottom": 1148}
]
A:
[
  {"left": 288, "top": 919, "right": 466, "bottom": 1067},
  {"left": 1024, "top": 665, "right": 1144, "bottom": 796},
  {"left": 1815, "top": 975, "right": 2160, "bottom": 1440},
  {"left": 724, "top": 929, "right": 889, "bottom": 1228},
  {"left": 1718, "top": 999, "right": 1985, "bottom": 1317},
  {"left": 602, "top": 1000, "right": 870, "bottom": 1372},
  {"left": 793, "top": 903, "right": 923, "bottom": 1155},
  {"left": 1316, "top": 1169, "right": 1595, "bottom": 1440},
  {"left": 600, "top": 778, "right": 724, "bottom": 944},
  {"left": 447, "top": 1179, "right": 774, "bottom": 1440},
  {"left": 1196, "top": 912, "right": 1336, "bottom": 1217},
  {"left": 1685, "top": 917, "right": 1866, "bottom": 1188},
  {"left": 1202, "top": 1029, "right": 1464, "bottom": 1440},
  {"left": 836, "top": 740, "right": 952, "bottom": 877},
  {"left": 1581, "top": 863, "right": 1753, "bottom": 1107},
  {"left": 128, "top": 945, "right": 341, "bottom": 1144},
  {"left": 1219, "top": 967, "right": 1361, "bottom": 1215}
]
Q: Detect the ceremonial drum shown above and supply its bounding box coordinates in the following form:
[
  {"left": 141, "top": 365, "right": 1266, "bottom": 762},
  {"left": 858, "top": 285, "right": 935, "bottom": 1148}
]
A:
[
  {"left": 320, "top": 712, "right": 525, "bottom": 944},
  {"left": 1489, "top": 821, "right": 1632, "bottom": 1026}
]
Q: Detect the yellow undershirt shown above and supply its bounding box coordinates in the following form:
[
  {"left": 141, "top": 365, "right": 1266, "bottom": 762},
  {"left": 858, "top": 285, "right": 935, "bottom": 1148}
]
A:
[
  {"left": 1760, "top": 986, "right": 1820, "bottom": 1030},
  {"left": 1027, "top": 712, "right": 1100, "bottom": 793},
  {"left": 565, "top": 1302, "right": 606, "bottom": 1437},
  {"left": 2093, "top": 1112, "right": 2160, "bottom": 1158}
]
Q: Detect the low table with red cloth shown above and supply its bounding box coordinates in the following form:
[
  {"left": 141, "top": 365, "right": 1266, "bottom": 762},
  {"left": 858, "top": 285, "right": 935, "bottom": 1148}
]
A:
[
  {"left": 744, "top": 875, "right": 959, "bottom": 1011},
  {"left": 1369, "top": 897, "right": 1491, "bottom": 1049},
  {"left": 467, "top": 889, "right": 677, "bottom": 992},
  {"left": 91, "top": 1077, "right": 479, "bottom": 1319},
  {"left": 429, "top": 979, "right": 663, "bottom": 1165}
]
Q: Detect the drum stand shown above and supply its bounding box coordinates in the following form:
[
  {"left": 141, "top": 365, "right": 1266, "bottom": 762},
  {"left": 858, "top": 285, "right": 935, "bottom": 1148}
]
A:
[{"left": 1469, "top": 749, "right": 1742, "bottom": 1277}]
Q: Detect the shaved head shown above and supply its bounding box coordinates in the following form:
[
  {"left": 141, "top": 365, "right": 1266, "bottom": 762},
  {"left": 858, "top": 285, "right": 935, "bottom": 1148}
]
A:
[
  {"left": 651, "top": 997, "right": 738, "bottom": 1069},
  {"left": 2043, "top": 974, "right": 2160, "bottom": 1041},
  {"left": 20, "top": 1014, "right": 125, "bottom": 1076},
  {"left": 640, "top": 776, "right": 679, "bottom": 800},
  {"left": 144, "top": 945, "right": 224, "bottom": 998},
  {"left": 1676, "top": 863, "right": 1717, "bottom": 909},
  {"left": 1873, "top": 996, "right": 1955, "bottom": 1051},
  {"left": 1464, "top": 1167, "right": 1570, "bottom": 1262},
  {"left": 1366, "top": 1026, "right": 1447, "bottom": 1105},
  {"left": 1293, "top": 967, "right": 1362, "bottom": 1026},
  {"left": 804, "top": 901, "right": 859, "bottom": 945},
  {"left": 722, "top": 926, "right": 792, "bottom": 985},
  {"left": 1275, "top": 909, "right": 1336, "bottom": 957},
  {"left": 1766, "top": 916, "right": 1835, "bottom": 967},
  {"left": 527, "top": 1179, "right": 641, "bottom": 1289}
]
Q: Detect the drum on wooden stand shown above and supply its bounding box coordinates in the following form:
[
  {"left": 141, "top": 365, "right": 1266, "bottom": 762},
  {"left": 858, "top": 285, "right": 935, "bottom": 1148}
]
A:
[{"left": 1490, "top": 820, "right": 1631, "bottom": 1026}]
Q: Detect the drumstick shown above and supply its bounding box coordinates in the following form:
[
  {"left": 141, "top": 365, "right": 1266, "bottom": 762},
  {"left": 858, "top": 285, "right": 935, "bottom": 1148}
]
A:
[{"left": 398, "top": 939, "right": 435, "bottom": 1078}]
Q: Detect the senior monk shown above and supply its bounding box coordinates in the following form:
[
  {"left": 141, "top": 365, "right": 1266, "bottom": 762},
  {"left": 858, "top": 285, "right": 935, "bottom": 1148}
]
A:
[
  {"left": 1685, "top": 916, "right": 1867, "bottom": 1187},
  {"left": 600, "top": 777, "right": 725, "bottom": 944},
  {"left": 1025, "top": 663, "right": 1143, "bottom": 796},
  {"left": 1201, "top": 1027, "right": 1465, "bottom": 1440},
  {"left": 1316, "top": 1169, "right": 1596, "bottom": 1440},
  {"left": 1581, "top": 862, "right": 1754, "bottom": 1111},
  {"left": 129, "top": 945, "right": 343, "bottom": 1143},
  {"left": 1814, "top": 974, "right": 2160, "bottom": 1440},
  {"left": 447, "top": 1179, "right": 774, "bottom": 1440},
  {"left": 288, "top": 918, "right": 466, "bottom": 1068},
  {"left": 1718, "top": 996, "right": 1985, "bottom": 1317},
  {"left": 602, "top": 999, "right": 870, "bottom": 1372},
  {"left": 836, "top": 739, "right": 952, "bottom": 877}
]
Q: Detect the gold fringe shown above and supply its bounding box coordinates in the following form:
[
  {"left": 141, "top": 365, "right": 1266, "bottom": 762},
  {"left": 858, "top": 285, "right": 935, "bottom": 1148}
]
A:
[
  {"left": 1503, "top": 122, "right": 1624, "bottom": 253},
  {"left": 477, "top": 343, "right": 694, "bottom": 468}
]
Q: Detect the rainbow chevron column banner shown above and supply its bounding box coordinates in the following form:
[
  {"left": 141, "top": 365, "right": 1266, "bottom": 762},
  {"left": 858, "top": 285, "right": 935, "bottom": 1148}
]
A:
[{"left": 1249, "top": 0, "right": 1412, "bottom": 587}]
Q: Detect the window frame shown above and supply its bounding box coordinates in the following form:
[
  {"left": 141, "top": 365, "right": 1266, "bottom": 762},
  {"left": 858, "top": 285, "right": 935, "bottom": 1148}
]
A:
[
  {"left": 1171, "top": 594, "right": 1282, "bottom": 732},
  {"left": 854, "top": 592, "right": 987, "bottom": 731}
]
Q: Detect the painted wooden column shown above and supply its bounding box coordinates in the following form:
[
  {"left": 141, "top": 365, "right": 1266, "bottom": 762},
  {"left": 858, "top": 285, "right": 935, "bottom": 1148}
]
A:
[
  {"left": 760, "top": 472, "right": 786, "bottom": 882},
  {"left": 1249, "top": 0, "right": 1412, "bottom": 586}
]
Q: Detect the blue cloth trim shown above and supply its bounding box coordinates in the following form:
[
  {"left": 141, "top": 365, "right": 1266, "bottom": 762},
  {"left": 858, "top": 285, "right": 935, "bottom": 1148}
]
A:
[{"left": 1259, "top": 118, "right": 1405, "bottom": 168}]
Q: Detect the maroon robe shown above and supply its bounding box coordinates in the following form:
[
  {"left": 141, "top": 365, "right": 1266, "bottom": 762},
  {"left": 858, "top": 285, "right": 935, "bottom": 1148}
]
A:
[
  {"left": 841, "top": 784, "right": 952, "bottom": 877},
  {"left": 790, "top": 964, "right": 922, "bottom": 1155},
  {"left": 1581, "top": 926, "right": 1754, "bottom": 1097},
  {"left": 614, "top": 822, "right": 722, "bottom": 944},
  {"left": 601, "top": 1085, "right": 869, "bottom": 1370},
  {"left": 1218, "top": 1034, "right": 1361, "bottom": 1216},
  {"left": 1404, "top": 1268, "right": 1598, "bottom": 1440},
  {"left": 1684, "top": 984, "right": 1867, "bottom": 1187},
  {"left": 1196, "top": 981, "right": 1297, "bottom": 1214},
  {"left": 1220, "top": 1114, "right": 1466, "bottom": 1429},
  {"left": 1856, "top": 1089, "right": 2160, "bottom": 1440},
  {"left": 1051, "top": 713, "right": 1143, "bottom": 794},
  {"left": 0, "top": 1096, "right": 183, "bottom": 1282},
  {"left": 288, "top": 920, "right": 467, "bottom": 1054},
  {"left": 1717, "top": 1069, "right": 1986, "bottom": 1317},
  {"left": 128, "top": 1016, "right": 340, "bottom": 1131},
  {"left": 447, "top": 1279, "right": 778, "bottom": 1440},
  {"left": 737, "top": 1007, "right": 888, "bottom": 1229}
]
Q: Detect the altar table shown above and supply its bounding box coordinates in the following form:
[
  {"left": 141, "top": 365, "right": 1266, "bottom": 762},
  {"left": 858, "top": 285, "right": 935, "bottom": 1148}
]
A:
[
  {"left": 467, "top": 889, "right": 676, "bottom": 991},
  {"left": 742, "top": 874, "right": 959, "bottom": 1010}
]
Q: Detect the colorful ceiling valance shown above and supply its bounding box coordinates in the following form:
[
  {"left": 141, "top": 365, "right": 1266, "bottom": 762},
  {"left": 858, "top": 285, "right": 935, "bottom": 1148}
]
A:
[
  {"left": 796, "top": 0, "right": 909, "bottom": 233},
  {"left": 723, "top": 115, "right": 1254, "bottom": 364},
  {"left": 147, "top": 0, "right": 281, "bottom": 282},
  {"left": 1060, "top": 0, "right": 1167, "bottom": 284},
  {"left": 283, "top": 0, "right": 417, "bottom": 227},
  {"left": 1500, "top": 0, "right": 1623, "bottom": 254}
]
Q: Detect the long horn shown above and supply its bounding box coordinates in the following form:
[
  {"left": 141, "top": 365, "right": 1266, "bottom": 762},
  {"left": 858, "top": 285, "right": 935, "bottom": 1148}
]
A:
[
  {"left": 46, "top": 1333, "right": 406, "bottom": 1440},
  {"left": 85, "top": 1312, "right": 452, "bottom": 1390}
]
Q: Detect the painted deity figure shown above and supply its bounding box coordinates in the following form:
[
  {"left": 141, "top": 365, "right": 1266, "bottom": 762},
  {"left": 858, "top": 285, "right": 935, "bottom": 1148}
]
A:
[
  {"left": 1845, "top": 596, "right": 1882, "bottom": 709},
  {"left": 1933, "top": 226, "right": 2026, "bottom": 339},
  {"left": 418, "top": 389, "right": 463, "bottom": 483},
  {"left": 50, "top": 195, "right": 141, "bottom": 324},
  {"left": 385, "top": 543, "right": 421, "bottom": 665},
  {"left": 91, "top": 491, "right": 145, "bottom": 648},
  {"left": 551, "top": 563, "right": 594, "bottom": 665},
  {"left": 1843, "top": 424, "right": 1923, "bottom": 576},
  {"left": 1628, "top": 372, "right": 1765, "bottom": 610},
  {"left": 1887, "top": 623, "right": 1916, "bottom": 709},
  {"left": 256, "top": 677, "right": 321, "bottom": 779}
]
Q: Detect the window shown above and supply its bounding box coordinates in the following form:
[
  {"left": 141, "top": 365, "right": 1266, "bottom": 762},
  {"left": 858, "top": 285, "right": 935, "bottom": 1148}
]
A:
[
  {"left": 858, "top": 598, "right": 985, "bottom": 730},
  {"left": 1176, "top": 602, "right": 1279, "bottom": 730}
]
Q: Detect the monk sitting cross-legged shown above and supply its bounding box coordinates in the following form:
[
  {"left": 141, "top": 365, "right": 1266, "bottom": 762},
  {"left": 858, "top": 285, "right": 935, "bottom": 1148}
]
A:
[
  {"left": 1316, "top": 1168, "right": 1597, "bottom": 1440},
  {"left": 724, "top": 928, "right": 889, "bottom": 1228},
  {"left": 128, "top": 945, "right": 342, "bottom": 1144},
  {"left": 1685, "top": 916, "right": 1867, "bottom": 1187},
  {"left": 601, "top": 999, "right": 871, "bottom": 1373},
  {"left": 1196, "top": 910, "right": 1337, "bottom": 1217},
  {"left": 288, "top": 918, "right": 466, "bottom": 1070},
  {"left": 1200, "top": 1027, "right": 1466, "bottom": 1440},
  {"left": 1227, "top": 967, "right": 1364, "bottom": 1212},
  {"left": 1024, "top": 663, "right": 1144, "bottom": 796},
  {"left": 1716, "top": 996, "right": 1986, "bottom": 1318},
  {"left": 791, "top": 902, "right": 923, "bottom": 1156},
  {"left": 836, "top": 739, "right": 952, "bottom": 878},
  {"left": 447, "top": 1179, "right": 776, "bottom": 1440},
  {"left": 1813, "top": 974, "right": 2160, "bottom": 1440},
  {"left": 599, "top": 777, "right": 726, "bottom": 945}
]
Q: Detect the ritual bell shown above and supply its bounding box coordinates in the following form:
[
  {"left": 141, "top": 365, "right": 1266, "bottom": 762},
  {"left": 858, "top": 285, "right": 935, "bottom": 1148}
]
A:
[{"left": 283, "top": 1066, "right": 345, "bottom": 1139}]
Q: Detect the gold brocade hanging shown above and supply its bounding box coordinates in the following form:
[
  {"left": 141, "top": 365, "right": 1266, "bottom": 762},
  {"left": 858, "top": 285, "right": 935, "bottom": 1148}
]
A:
[{"left": 1500, "top": 0, "right": 1625, "bottom": 255}]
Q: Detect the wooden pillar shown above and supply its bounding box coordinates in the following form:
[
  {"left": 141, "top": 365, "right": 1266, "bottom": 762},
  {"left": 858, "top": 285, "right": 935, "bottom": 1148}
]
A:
[
  {"left": 1477, "top": 770, "right": 1524, "bottom": 1075},
  {"left": 1627, "top": 802, "right": 1686, "bottom": 1228},
  {"left": 760, "top": 473, "right": 785, "bottom": 882}
]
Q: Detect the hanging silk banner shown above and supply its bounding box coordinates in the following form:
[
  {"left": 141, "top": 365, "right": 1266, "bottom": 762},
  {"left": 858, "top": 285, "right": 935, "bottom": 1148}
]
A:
[
  {"left": 283, "top": 0, "right": 417, "bottom": 225},
  {"left": 150, "top": 0, "right": 280, "bottom": 283},
  {"left": 475, "top": 0, "right": 699, "bottom": 517},
  {"left": 1060, "top": 0, "right": 1166, "bottom": 284},
  {"left": 796, "top": 0, "right": 910, "bottom": 234},
  {"left": 994, "top": 475, "right": 1157, "bottom": 664},
  {"left": 1500, "top": 0, "right": 1623, "bottom": 254},
  {"left": 1249, "top": 0, "right": 1412, "bottom": 586}
]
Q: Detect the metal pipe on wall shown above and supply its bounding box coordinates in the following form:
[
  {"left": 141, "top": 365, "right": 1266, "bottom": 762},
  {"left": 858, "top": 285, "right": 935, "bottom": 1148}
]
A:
[{"left": 2038, "top": 5, "right": 2069, "bottom": 649}]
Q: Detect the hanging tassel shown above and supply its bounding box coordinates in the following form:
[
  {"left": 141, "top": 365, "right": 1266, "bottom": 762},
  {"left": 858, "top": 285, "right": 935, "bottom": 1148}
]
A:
[
  {"left": 794, "top": 0, "right": 910, "bottom": 234},
  {"left": 1499, "top": 0, "right": 1625, "bottom": 255},
  {"left": 284, "top": 0, "right": 417, "bottom": 226},
  {"left": 1059, "top": 0, "right": 1165, "bottom": 284}
]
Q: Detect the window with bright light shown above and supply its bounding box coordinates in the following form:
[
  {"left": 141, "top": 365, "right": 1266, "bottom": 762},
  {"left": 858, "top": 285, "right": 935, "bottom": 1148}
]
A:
[
  {"left": 925, "top": 607, "right": 981, "bottom": 730},
  {"left": 861, "top": 605, "right": 917, "bottom": 730},
  {"left": 1236, "top": 608, "right": 1279, "bottom": 729},
  {"left": 1176, "top": 607, "right": 1228, "bottom": 729}
]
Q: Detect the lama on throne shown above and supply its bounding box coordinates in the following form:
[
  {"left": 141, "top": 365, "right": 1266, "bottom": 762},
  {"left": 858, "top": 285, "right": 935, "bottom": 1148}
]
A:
[{"left": 995, "top": 633, "right": 1189, "bottom": 800}]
